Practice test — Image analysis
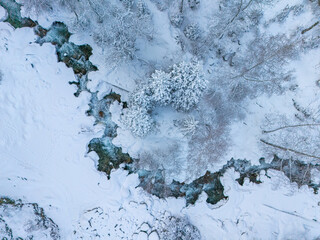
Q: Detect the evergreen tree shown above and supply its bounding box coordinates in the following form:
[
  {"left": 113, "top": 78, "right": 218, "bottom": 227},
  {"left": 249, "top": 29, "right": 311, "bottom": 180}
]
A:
[
  {"left": 122, "top": 59, "right": 206, "bottom": 137},
  {"left": 121, "top": 105, "right": 154, "bottom": 137},
  {"left": 149, "top": 70, "right": 171, "bottom": 106},
  {"left": 170, "top": 60, "right": 207, "bottom": 111},
  {"left": 129, "top": 85, "right": 153, "bottom": 110}
]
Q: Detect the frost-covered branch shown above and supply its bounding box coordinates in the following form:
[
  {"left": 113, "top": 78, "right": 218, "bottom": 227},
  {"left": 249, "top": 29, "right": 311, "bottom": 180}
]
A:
[
  {"left": 260, "top": 139, "right": 320, "bottom": 161},
  {"left": 262, "top": 123, "right": 320, "bottom": 134}
]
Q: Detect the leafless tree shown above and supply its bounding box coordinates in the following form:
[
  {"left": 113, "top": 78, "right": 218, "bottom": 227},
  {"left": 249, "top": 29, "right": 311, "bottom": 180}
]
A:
[{"left": 260, "top": 110, "right": 320, "bottom": 162}]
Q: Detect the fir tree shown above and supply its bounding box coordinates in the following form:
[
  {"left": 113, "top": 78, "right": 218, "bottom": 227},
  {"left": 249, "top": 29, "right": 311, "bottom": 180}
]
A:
[
  {"left": 122, "top": 59, "right": 206, "bottom": 137},
  {"left": 121, "top": 105, "right": 154, "bottom": 137},
  {"left": 170, "top": 60, "right": 207, "bottom": 111},
  {"left": 149, "top": 70, "right": 171, "bottom": 106}
]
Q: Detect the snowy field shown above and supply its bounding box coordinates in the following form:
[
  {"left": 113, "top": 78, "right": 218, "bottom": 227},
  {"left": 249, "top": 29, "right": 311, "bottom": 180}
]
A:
[{"left": 1, "top": 0, "right": 320, "bottom": 239}]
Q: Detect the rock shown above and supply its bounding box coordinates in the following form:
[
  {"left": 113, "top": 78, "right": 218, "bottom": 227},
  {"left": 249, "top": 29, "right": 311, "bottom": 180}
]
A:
[{"left": 0, "top": 197, "right": 60, "bottom": 239}]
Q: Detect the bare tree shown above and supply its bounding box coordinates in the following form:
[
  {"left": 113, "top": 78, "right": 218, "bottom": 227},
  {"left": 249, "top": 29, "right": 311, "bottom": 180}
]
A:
[{"left": 260, "top": 111, "right": 320, "bottom": 162}]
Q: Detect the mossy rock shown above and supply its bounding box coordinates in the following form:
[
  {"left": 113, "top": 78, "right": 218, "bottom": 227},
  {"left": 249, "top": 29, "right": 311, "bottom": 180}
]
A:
[{"left": 88, "top": 138, "right": 133, "bottom": 179}]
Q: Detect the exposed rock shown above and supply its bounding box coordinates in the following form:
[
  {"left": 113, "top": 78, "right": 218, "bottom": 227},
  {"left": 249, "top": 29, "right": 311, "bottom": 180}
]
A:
[{"left": 0, "top": 197, "right": 60, "bottom": 239}]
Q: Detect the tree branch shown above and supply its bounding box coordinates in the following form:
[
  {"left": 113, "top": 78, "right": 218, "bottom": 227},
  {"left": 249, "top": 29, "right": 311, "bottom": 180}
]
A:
[
  {"left": 260, "top": 139, "right": 320, "bottom": 160},
  {"left": 262, "top": 123, "right": 320, "bottom": 134},
  {"left": 231, "top": 52, "right": 278, "bottom": 79},
  {"left": 106, "top": 82, "right": 130, "bottom": 93},
  {"left": 219, "top": 0, "right": 243, "bottom": 39},
  {"left": 263, "top": 204, "right": 320, "bottom": 223},
  {"left": 242, "top": 0, "right": 254, "bottom": 11},
  {"left": 231, "top": 38, "right": 300, "bottom": 80},
  {"left": 301, "top": 21, "right": 319, "bottom": 35}
]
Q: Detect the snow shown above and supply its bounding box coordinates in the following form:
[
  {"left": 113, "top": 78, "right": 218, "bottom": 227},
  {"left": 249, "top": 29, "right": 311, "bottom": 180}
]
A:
[
  {"left": 188, "top": 169, "right": 320, "bottom": 239},
  {"left": 0, "top": 6, "right": 6, "bottom": 21},
  {"left": 0, "top": 17, "right": 186, "bottom": 239},
  {"left": 148, "top": 231, "right": 159, "bottom": 240},
  {"left": 1, "top": 0, "right": 320, "bottom": 239},
  {"left": 0, "top": 24, "right": 102, "bottom": 237},
  {"left": 136, "top": 0, "right": 180, "bottom": 65}
]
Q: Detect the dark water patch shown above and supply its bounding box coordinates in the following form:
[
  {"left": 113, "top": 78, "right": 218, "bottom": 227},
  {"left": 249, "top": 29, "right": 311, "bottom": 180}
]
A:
[
  {"left": 57, "top": 42, "right": 97, "bottom": 75},
  {"left": 34, "top": 22, "right": 97, "bottom": 96},
  {"left": 222, "top": 157, "right": 320, "bottom": 192},
  {"left": 135, "top": 156, "right": 320, "bottom": 206},
  {"left": 1, "top": 0, "right": 97, "bottom": 97},
  {"left": 137, "top": 169, "right": 227, "bottom": 206},
  {"left": 88, "top": 138, "right": 133, "bottom": 179},
  {"left": 34, "top": 20, "right": 97, "bottom": 96},
  {"left": 86, "top": 92, "right": 119, "bottom": 136},
  {"left": 87, "top": 92, "right": 133, "bottom": 179},
  {"left": 35, "top": 22, "right": 70, "bottom": 46},
  {"left": 0, "top": 0, "right": 36, "bottom": 28}
]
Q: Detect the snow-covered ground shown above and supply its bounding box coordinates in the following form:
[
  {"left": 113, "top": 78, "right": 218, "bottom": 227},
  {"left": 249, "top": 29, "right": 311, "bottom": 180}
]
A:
[{"left": 1, "top": 1, "right": 320, "bottom": 239}]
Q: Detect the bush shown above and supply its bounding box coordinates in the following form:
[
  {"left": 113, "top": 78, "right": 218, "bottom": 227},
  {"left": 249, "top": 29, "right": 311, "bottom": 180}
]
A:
[
  {"left": 184, "top": 23, "right": 201, "bottom": 41},
  {"left": 170, "top": 13, "right": 184, "bottom": 27},
  {"left": 188, "top": 0, "right": 200, "bottom": 9}
]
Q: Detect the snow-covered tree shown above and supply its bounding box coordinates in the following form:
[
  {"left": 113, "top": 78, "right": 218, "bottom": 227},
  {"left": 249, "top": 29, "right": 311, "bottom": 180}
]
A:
[
  {"left": 169, "top": 60, "right": 207, "bottom": 111},
  {"left": 188, "top": 0, "right": 200, "bottom": 9},
  {"left": 149, "top": 70, "right": 171, "bottom": 106},
  {"left": 119, "top": 0, "right": 134, "bottom": 9},
  {"left": 170, "top": 13, "right": 184, "bottom": 27},
  {"left": 260, "top": 107, "right": 320, "bottom": 163},
  {"left": 129, "top": 85, "right": 153, "bottom": 110},
  {"left": 22, "top": 0, "right": 153, "bottom": 65},
  {"left": 149, "top": 59, "right": 207, "bottom": 112},
  {"left": 86, "top": 2, "right": 153, "bottom": 64},
  {"left": 121, "top": 84, "right": 154, "bottom": 137},
  {"left": 179, "top": 116, "right": 199, "bottom": 136},
  {"left": 137, "top": 0, "right": 150, "bottom": 18},
  {"left": 122, "top": 60, "right": 206, "bottom": 137},
  {"left": 184, "top": 23, "right": 201, "bottom": 41},
  {"left": 121, "top": 105, "right": 154, "bottom": 137}
]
